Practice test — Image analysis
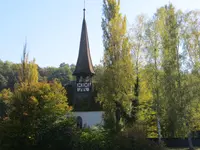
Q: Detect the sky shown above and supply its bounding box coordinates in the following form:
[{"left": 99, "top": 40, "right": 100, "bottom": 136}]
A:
[{"left": 0, "top": 0, "right": 199, "bottom": 67}]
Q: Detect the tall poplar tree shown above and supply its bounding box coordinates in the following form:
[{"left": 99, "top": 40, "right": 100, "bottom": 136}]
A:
[
  {"left": 181, "top": 10, "right": 200, "bottom": 149},
  {"left": 129, "top": 15, "right": 146, "bottom": 122},
  {"left": 156, "top": 4, "right": 182, "bottom": 137},
  {"left": 182, "top": 10, "right": 200, "bottom": 73},
  {"left": 97, "top": 0, "right": 134, "bottom": 129},
  {"left": 18, "top": 42, "right": 38, "bottom": 85},
  {"left": 145, "top": 16, "right": 163, "bottom": 140}
]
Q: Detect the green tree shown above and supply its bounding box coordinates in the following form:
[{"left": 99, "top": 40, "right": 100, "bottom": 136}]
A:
[
  {"left": 0, "top": 89, "right": 12, "bottom": 119},
  {"left": 0, "top": 80, "right": 72, "bottom": 149},
  {"left": 38, "top": 66, "right": 57, "bottom": 82},
  {"left": 181, "top": 10, "right": 200, "bottom": 149},
  {"left": 18, "top": 42, "right": 38, "bottom": 85},
  {"left": 182, "top": 10, "right": 200, "bottom": 73},
  {"left": 98, "top": 0, "right": 135, "bottom": 130},
  {"left": 0, "top": 60, "right": 18, "bottom": 91},
  {"left": 144, "top": 15, "right": 164, "bottom": 140},
  {"left": 0, "top": 45, "right": 72, "bottom": 149},
  {"left": 155, "top": 4, "right": 182, "bottom": 137},
  {"left": 47, "top": 64, "right": 72, "bottom": 86},
  {"left": 129, "top": 14, "right": 147, "bottom": 122}
]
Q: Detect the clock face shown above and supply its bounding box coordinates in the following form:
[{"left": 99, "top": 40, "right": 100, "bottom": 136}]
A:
[
  {"left": 76, "top": 76, "right": 91, "bottom": 92},
  {"left": 77, "top": 83, "right": 90, "bottom": 88}
]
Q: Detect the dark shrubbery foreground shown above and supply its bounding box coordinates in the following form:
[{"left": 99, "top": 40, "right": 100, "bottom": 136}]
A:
[
  {"left": 0, "top": 119, "right": 164, "bottom": 150},
  {"left": 0, "top": 118, "right": 75, "bottom": 150},
  {"left": 74, "top": 126, "right": 164, "bottom": 150},
  {"left": 113, "top": 127, "right": 164, "bottom": 150},
  {"left": 35, "top": 118, "right": 77, "bottom": 150},
  {"left": 76, "top": 127, "right": 164, "bottom": 150}
]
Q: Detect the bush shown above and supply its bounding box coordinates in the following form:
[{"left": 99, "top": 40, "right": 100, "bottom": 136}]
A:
[
  {"left": 35, "top": 117, "right": 77, "bottom": 150},
  {"left": 73, "top": 127, "right": 111, "bottom": 150},
  {"left": 0, "top": 119, "right": 164, "bottom": 150},
  {"left": 0, "top": 120, "right": 25, "bottom": 150},
  {"left": 112, "top": 126, "right": 164, "bottom": 150},
  {"left": 71, "top": 125, "right": 164, "bottom": 150},
  {"left": 0, "top": 118, "right": 77, "bottom": 150}
]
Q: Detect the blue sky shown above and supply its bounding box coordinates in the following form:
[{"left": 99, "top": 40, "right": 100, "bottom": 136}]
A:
[{"left": 0, "top": 0, "right": 199, "bottom": 67}]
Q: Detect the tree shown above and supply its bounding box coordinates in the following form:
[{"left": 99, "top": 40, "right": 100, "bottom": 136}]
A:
[
  {"left": 70, "top": 64, "right": 75, "bottom": 73},
  {"left": 18, "top": 42, "right": 38, "bottom": 85},
  {"left": 98, "top": 0, "right": 135, "bottom": 130},
  {"left": 181, "top": 10, "right": 200, "bottom": 150},
  {"left": 129, "top": 15, "right": 147, "bottom": 122},
  {"left": 0, "top": 60, "right": 18, "bottom": 91},
  {"left": 0, "top": 44, "right": 72, "bottom": 149},
  {"left": 0, "top": 80, "right": 72, "bottom": 149},
  {"left": 155, "top": 4, "right": 182, "bottom": 137},
  {"left": 47, "top": 64, "right": 72, "bottom": 86},
  {"left": 0, "top": 89, "right": 12, "bottom": 119},
  {"left": 142, "top": 16, "right": 163, "bottom": 139},
  {"left": 93, "top": 65, "right": 105, "bottom": 85},
  {"left": 0, "top": 74, "right": 7, "bottom": 90},
  {"left": 182, "top": 10, "right": 200, "bottom": 73}
]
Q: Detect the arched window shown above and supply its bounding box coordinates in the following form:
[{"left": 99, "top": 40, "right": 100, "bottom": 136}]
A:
[{"left": 76, "top": 116, "right": 83, "bottom": 129}]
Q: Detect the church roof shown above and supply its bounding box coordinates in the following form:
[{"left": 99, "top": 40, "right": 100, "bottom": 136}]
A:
[{"left": 73, "top": 10, "right": 95, "bottom": 76}]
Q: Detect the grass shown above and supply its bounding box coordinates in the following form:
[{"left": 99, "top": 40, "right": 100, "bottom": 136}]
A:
[{"left": 168, "top": 148, "right": 200, "bottom": 150}]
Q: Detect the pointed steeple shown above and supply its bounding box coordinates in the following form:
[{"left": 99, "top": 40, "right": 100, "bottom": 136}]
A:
[{"left": 73, "top": 8, "right": 95, "bottom": 76}]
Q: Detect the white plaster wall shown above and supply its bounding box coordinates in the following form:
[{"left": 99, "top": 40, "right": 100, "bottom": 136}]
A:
[{"left": 73, "top": 111, "right": 104, "bottom": 127}]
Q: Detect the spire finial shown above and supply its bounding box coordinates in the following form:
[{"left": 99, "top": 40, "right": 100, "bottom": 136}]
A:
[{"left": 83, "top": 0, "right": 86, "bottom": 18}]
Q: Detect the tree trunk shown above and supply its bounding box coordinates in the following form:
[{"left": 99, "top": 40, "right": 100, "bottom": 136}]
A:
[
  {"left": 157, "top": 117, "right": 162, "bottom": 144},
  {"left": 188, "top": 131, "right": 194, "bottom": 150}
]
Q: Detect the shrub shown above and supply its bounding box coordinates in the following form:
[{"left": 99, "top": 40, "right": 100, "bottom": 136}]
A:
[
  {"left": 35, "top": 117, "right": 76, "bottom": 150},
  {"left": 74, "top": 128, "right": 110, "bottom": 150},
  {"left": 112, "top": 126, "right": 164, "bottom": 150},
  {"left": 72, "top": 125, "right": 164, "bottom": 150}
]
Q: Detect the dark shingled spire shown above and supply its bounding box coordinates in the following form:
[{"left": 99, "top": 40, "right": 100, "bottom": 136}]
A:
[{"left": 73, "top": 9, "right": 95, "bottom": 76}]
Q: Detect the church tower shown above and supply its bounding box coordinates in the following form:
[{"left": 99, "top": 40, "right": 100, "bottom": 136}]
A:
[
  {"left": 73, "top": 8, "right": 95, "bottom": 92},
  {"left": 72, "top": 8, "right": 95, "bottom": 110},
  {"left": 68, "top": 7, "right": 103, "bottom": 128}
]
